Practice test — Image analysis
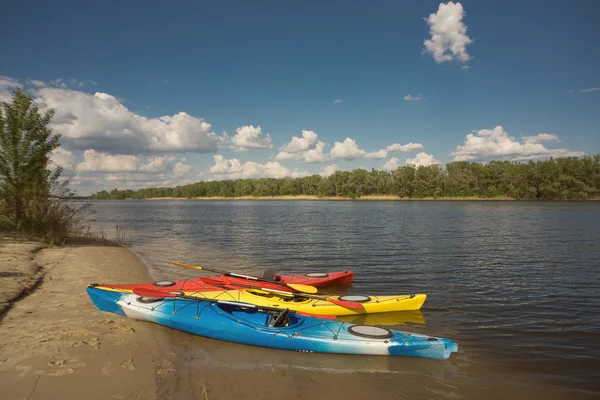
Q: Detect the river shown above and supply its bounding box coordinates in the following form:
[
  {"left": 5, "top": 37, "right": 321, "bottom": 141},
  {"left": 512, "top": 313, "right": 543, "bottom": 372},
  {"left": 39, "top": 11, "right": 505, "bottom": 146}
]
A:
[{"left": 90, "top": 200, "right": 600, "bottom": 399}]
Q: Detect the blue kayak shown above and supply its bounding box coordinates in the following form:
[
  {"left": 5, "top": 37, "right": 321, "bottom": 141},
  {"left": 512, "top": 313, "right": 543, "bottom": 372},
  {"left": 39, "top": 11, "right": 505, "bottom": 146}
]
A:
[{"left": 86, "top": 286, "right": 458, "bottom": 359}]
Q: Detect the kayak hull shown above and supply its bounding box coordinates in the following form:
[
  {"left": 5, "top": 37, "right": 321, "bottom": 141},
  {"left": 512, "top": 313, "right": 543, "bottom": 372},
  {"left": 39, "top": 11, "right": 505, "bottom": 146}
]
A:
[
  {"left": 182, "top": 290, "right": 427, "bottom": 316},
  {"left": 86, "top": 287, "right": 457, "bottom": 359},
  {"left": 98, "top": 270, "right": 354, "bottom": 294},
  {"left": 94, "top": 284, "right": 426, "bottom": 316}
]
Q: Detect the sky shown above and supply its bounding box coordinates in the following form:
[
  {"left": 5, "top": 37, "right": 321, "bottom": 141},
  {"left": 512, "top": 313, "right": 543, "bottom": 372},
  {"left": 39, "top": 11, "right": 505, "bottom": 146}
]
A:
[{"left": 1, "top": 0, "right": 599, "bottom": 194}]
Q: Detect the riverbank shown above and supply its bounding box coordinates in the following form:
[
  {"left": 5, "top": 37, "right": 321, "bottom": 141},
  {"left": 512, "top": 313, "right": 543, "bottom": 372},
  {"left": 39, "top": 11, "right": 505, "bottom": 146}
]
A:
[
  {"left": 95, "top": 195, "right": 600, "bottom": 201},
  {"left": 0, "top": 239, "right": 177, "bottom": 400},
  {"left": 144, "top": 195, "right": 519, "bottom": 201}
]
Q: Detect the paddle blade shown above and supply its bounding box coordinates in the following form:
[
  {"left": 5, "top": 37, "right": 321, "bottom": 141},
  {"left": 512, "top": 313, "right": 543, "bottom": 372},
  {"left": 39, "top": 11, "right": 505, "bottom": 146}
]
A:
[
  {"left": 287, "top": 283, "right": 318, "bottom": 294},
  {"left": 172, "top": 261, "right": 203, "bottom": 271},
  {"left": 327, "top": 298, "right": 364, "bottom": 309},
  {"left": 132, "top": 287, "right": 178, "bottom": 298},
  {"left": 296, "top": 311, "right": 336, "bottom": 320}
]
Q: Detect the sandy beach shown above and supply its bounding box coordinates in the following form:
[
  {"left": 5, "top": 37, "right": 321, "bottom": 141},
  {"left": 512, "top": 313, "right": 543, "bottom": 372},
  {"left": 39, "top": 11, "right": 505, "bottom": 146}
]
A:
[{"left": 0, "top": 239, "right": 177, "bottom": 400}]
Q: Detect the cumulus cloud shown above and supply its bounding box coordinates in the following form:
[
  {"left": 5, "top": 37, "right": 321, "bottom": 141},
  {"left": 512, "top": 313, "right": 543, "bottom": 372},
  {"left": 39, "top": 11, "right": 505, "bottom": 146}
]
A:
[
  {"left": 386, "top": 143, "right": 424, "bottom": 152},
  {"left": 75, "top": 150, "right": 187, "bottom": 175},
  {"left": 209, "top": 155, "right": 309, "bottom": 180},
  {"left": 330, "top": 138, "right": 388, "bottom": 160},
  {"left": 50, "top": 148, "right": 77, "bottom": 175},
  {"left": 138, "top": 155, "right": 177, "bottom": 173},
  {"left": 77, "top": 150, "right": 140, "bottom": 172},
  {"left": 404, "top": 94, "right": 424, "bottom": 101},
  {"left": 522, "top": 133, "right": 560, "bottom": 145},
  {"left": 279, "top": 130, "right": 319, "bottom": 153},
  {"left": 320, "top": 164, "right": 339, "bottom": 177},
  {"left": 381, "top": 157, "right": 401, "bottom": 171},
  {"left": 172, "top": 162, "right": 193, "bottom": 177},
  {"left": 333, "top": 99, "right": 342, "bottom": 105},
  {"left": 26, "top": 79, "right": 46, "bottom": 88},
  {"left": 330, "top": 138, "right": 424, "bottom": 161},
  {"left": 424, "top": 1, "right": 473, "bottom": 64},
  {"left": 50, "top": 78, "right": 68, "bottom": 89},
  {"left": 32, "top": 87, "right": 225, "bottom": 153},
  {"left": 0, "top": 76, "right": 21, "bottom": 101},
  {"left": 406, "top": 152, "right": 440, "bottom": 167},
  {"left": 451, "top": 126, "right": 584, "bottom": 162},
  {"left": 275, "top": 130, "right": 328, "bottom": 163},
  {"left": 226, "top": 125, "right": 272, "bottom": 152}
]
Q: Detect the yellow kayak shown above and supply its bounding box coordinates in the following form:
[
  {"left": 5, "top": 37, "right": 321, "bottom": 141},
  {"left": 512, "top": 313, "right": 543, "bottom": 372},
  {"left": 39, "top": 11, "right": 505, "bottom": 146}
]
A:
[{"left": 183, "top": 289, "right": 427, "bottom": 316}]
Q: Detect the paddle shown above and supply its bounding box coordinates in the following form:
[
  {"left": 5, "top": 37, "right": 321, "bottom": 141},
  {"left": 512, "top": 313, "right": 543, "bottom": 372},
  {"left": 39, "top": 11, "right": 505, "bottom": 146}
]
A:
[
  {"left": 171, "top": 261, "right": 318, "bottom": 294},
  {"left": 201, "top": 277, "right": 364, "bottom": 309},
  {"left": 131, "top": 287, "right": 337, "bottom": 320}
]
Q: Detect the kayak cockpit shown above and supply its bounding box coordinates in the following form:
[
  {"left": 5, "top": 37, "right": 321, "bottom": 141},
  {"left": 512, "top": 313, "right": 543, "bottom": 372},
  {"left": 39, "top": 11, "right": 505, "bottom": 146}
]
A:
[{"left": 215, "top": 303, "right": 301, "bottom": 329}]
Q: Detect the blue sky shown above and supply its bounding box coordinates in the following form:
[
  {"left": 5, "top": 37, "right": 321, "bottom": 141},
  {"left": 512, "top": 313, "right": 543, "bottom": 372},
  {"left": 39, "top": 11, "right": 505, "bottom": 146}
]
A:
[{"left": 1, "top": 0, "right": 599, "bottom": 194}]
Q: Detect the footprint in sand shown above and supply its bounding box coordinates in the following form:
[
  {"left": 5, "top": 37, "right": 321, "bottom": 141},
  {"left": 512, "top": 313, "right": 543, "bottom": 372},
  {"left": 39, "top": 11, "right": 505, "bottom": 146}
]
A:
[{"left": 120, "top": 358, "right": 135, "bottom": 370}]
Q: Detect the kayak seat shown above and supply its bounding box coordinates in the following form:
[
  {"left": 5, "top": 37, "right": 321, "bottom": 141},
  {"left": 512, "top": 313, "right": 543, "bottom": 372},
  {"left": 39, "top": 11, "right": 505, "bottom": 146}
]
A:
[
  {"left": 268, "top": 309, "right": 289, "bottom": 328},
  {"left": 263, "top": 268, "right": 277, "bottom": 281}
]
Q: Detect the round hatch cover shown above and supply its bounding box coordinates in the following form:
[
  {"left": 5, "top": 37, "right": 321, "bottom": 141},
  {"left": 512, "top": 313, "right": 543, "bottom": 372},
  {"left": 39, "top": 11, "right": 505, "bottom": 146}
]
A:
[
  {"left": 305, "top": 273, "right": 329, "bottom": 278},
  {"left": 338, "top": 295, "right": 371, "bottom": 303},
  {"left": 348, "top": 325, "right": 394, "bottom": 339},
  {"left": 153, "top": 280, "right": 176, "bottom": 287}
]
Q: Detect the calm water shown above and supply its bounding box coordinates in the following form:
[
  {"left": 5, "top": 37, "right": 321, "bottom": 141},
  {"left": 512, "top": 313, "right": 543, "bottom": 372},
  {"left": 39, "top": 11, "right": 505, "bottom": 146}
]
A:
[{"left": 91, "top": 200, "right": 600, "bottom": 399}]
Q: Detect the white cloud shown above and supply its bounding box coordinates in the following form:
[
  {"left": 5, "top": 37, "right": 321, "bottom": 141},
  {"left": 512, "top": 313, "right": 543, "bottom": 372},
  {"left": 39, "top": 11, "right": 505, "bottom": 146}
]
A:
[
  {"left": 0, "top": 77, "right": 21, "bottom": 101},
  {"left": 77, "top": 150, "right": 140, "bottom": 172},
  {"left": 138, "top": 155, "right": 177, "bottom": 173},
  {"left": 50, "top": 78, "right": 68, "bottom": 89},
  {"left": 320, "top": 164, "right": 339, "bottom": 177},
  {"left": 50, "top": 147, "right": 77, "bottom": 175},
  {"left": 406, "top": 152, "right": 440, "bottom": 167},
  {"left": 32, "top": 87, "right": 225, "bottom": 153},
  {"left": 331, "top": 138, "right": 388, "bottom": 160},
  {"left": 333, "top": 99, "right": 342, "bottom": 105},
  {"left": 386, "top": 143, "right": 424, "bottom": 152},
  {"left": 424, "top": 1, "right": 473, "bottom": 64},
  {"left": 279, "top": 130, "right": 319, "bottom": 153},
  {"left": 26, "top": 79, "right": 46, "bottom": 88},
  {"left": 580, "top": 88, "right": 600, "bottom": 93},
  {"left": 275, "top": 130, "right": 328, "bottom": 163},
  {"left": 461, "top": 65, "right": 471, "bottom": 70},
  {"left": 404, "top": 94, "right": 424, "bottom": 101},
  {"left": 88, "top": 80, "right": 98, "bottom": 86},
  {"left": 330, "top": 138, "right": 423, "bottom": 161},
  {"left": 172, "top": 162, "right": 193, "bottom": 177},
  {"left": 522, "top": 133, "right": 560, "bottom": 145},
  {"left": 451, "top": 126, "right": 584, "bottom": 162},
  {"left": 226, "top": 125, "right": 272, "bottom": 152},
  {"left": 209, "top": 155, "right": 309, "bottom": 180},
  {"left": 381, "top": 157, "right": 401, "bottom": 171}
]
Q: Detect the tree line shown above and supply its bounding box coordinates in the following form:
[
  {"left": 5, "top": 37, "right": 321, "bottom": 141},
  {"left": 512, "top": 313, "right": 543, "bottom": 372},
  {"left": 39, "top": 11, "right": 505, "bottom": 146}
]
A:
[{"left": 91, "top": 156, "right": 600, "bottom": 200}]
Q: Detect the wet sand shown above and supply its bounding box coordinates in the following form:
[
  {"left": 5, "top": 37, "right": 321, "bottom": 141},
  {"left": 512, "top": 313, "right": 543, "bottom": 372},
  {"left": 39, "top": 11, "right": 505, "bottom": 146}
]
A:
[{"left": 0, "top": 241, "right": 177, "bottom": 400}]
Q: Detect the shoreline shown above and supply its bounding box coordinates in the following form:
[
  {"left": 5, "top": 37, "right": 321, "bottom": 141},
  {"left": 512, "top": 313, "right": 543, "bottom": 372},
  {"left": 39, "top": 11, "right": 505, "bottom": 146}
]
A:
[
  {"left": 0, "top": 239, "right": 178, "bottom": 400},
  {"left": 90, "top": 195, "right": 600, "bottom": 201}
]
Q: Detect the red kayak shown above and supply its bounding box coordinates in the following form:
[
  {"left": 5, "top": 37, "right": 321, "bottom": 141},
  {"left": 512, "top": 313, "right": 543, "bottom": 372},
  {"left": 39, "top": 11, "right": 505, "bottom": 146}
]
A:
[{"left": 99, "top": 270, "right": 354, "bottom": 293}]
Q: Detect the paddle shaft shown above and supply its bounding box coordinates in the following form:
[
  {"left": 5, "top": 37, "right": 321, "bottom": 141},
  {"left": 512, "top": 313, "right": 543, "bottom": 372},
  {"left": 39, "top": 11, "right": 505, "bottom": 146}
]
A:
[
  {"left": 200, "top": 278, "right": 363, "bottom": 309},
  {"left": 171, "top": 262, "right": 318, "bottom": 293}
]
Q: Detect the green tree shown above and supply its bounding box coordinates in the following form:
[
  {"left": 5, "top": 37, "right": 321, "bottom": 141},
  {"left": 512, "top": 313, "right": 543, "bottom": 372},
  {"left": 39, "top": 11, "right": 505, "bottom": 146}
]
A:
[{"left": 0, "top": 88, "right": 60, "bottom": 228}]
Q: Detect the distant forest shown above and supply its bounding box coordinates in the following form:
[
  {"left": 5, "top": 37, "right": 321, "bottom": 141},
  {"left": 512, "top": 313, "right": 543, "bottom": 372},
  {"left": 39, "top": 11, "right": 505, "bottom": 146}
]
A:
[{"left": 90, "top": 156, "right": 600, "bottom": 200}]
